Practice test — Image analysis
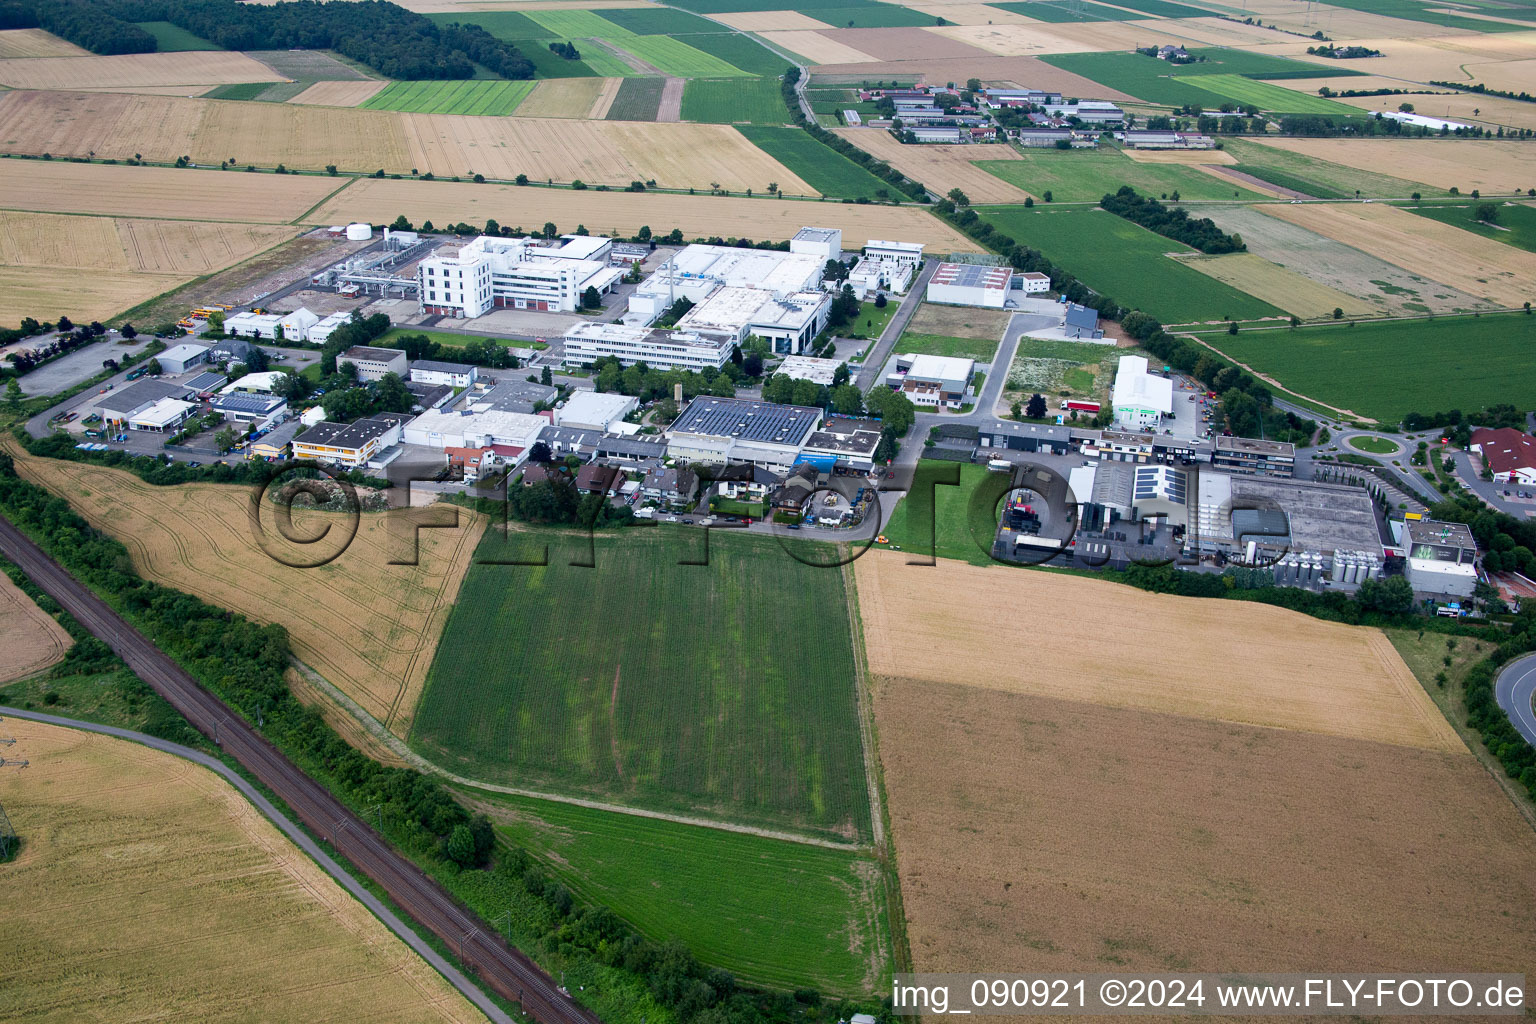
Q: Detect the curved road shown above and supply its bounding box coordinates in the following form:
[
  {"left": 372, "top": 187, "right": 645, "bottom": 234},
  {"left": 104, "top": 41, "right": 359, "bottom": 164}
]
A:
[
  {"left": 0, "top": 705, "right": 514, "bottom": 1024},
  {"left": 1495, "top": 652, "right": 1536, "bottom": 748},
  {"left": 0, "top": 515, "right": 598, "bottom": 1024}
]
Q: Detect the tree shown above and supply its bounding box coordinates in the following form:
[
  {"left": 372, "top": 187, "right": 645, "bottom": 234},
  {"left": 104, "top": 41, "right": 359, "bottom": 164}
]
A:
[
  {"left": 742, "top": 352, "right": 762, "bottom": 377},
  {"left": 1332, "top": 307, "right": 1344, "bottom": 319},
  {"left": 527, "top": 440, "right": 552, "bottom": 463},
  {"left": 1227, "top": 320, "right": 1239, "bottom": 335},
  {"left": 832, "top": 362, "right": 851, "bottom": 388},
  {"left": 947, "top": 187, "right": 970, "bottom": 207},
  {"left": 831, "top": 384, "right": 864, "bottom": 415},
  {"left": 214, "top": 426, "right": 238, "bottom": 453},
  {"left": 582, "top": 285, "right": 602, "bottom": 310},
  {"left": 543, "top": 221, "right": 558, "bottom": 239},
  {"left": 120, "top": 322, "right": 137, "bottom": 340},
  {"left": 874, "top": 292, "right": 887, "bottom": 309},
  {"left": 1474, "top": 202, "right": 1499, "bottom": 223},
  {"left": 4, "top": 378, "right": 21, "bottom": 414},
  {"left": 1025, "top": 392, "right": 1047, "bottom": 419},
  {"left": 540, "top": 365, "right": 553, "bottom": 386},
  {"left": 445, "top": 823, "right": 477, "bottom": 867},
  {"left": 145, "top": 358, "right": 162, "bottom": 376},
  {"left": 823, "top": 258, "right": 849, "bottom": 282},
  {"left": 1357, "top": 574, "right": 1414, "bottom": 615}
]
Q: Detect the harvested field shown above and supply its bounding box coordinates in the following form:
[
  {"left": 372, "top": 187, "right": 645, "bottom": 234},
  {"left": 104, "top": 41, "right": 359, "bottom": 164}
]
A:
[
  {"left": 0, "top": 719, "right": 486, "bottom": 1023},
  {"left": 0, "top": 266, "right": 182, "bottom": 326},
  {"left": 904, "top": 3, "right": 1038, "bottom": 24},
  {"left": 0, "top": 50, "right": 282, "bottom": 90},
  {"left": 314, "top": 176, "right": 975, "bottom": 249},
  {"left": 7, "top": 447, "right": 485, "bottom": 735},
  {"left": 833, "top": 127, "right": 1031, "bottom": 203},
  {"left": 876, "top": 677, "right": 1536, "bottom": 979},
  {"left": 930, "top": 20, "right": 1159, "bottom": 55},
  {"left": 0, "top": 90, "right": 205, "bottom": 161},
  {"left": 1122, "top": 147, "right": 1237, "bottom": 164},
  {"left": 0, "top": 158, "right": 344, "bottom": 223},
  {"left": 1474, "top": 56, "right": 1536, "bottom": 94},
  {"left": 827, "top": 26, "right": 994, "bottom": 60},
  {"left": 286, "top": 80, "right": 388, "bottom": 107},
  {"left": 0, "top": 570, "right": 71, "bottom": 683},
  {"left": 246, "top": 48, "right": 370, "bottom": 81},
  {"left": 588, "top": 75, "right": 623, "bottom": 118},
  {"left": 1168, "top": 251, "right": 1377, "bottom": 318},
  {"left": 0, "top": 211, "right": 129, "bottom": 270},
  {"left": 113, "top": 218, "right": 299, "bottom": 274},
  {"left": 193, "top": 99, "right": 411, "bottom": 172},
  {"left": 713, "top": 10, "right": 835, "bottom": 31},
  {"left": 1330, "top": 89, "right": 1536, "bottom": 131},
  {"left": 906, "top": 302, "right": 1012, "bottom": 339},
  {"left": 1252, "top": 137, "right": 1536, "bottom": 196},
  {"left": 760, "top": 30, "right": 881, "bottom": 64},
  {"left": 0, "top": 27, "right": 87, "bottom": 58},
  {"left": 516, "top": 77, "right": 611, "bottom": 118},
  {"left": 813, "top": 53, "right": 1132, "bottom": 97},
  {"left": 855, "top": 552, "right": 1460, "bottom": 750},
  {"left": 1259, "top": 201, "right": 1536, "bottom": 308}
]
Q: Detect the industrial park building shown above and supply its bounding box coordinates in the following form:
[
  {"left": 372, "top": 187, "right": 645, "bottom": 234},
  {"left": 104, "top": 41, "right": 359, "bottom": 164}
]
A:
[
  {"left": 926, "top": 262, "right": 1014, "bottom": 308},
  {"left": 1111, "top": 355, "right": 1172, "bottom": 430},
  {"left": 416, "top": 234, "right": 623, "bottom": 317},
  {"left": 665, "top": 396, "right": 822, "bottom": 471}
]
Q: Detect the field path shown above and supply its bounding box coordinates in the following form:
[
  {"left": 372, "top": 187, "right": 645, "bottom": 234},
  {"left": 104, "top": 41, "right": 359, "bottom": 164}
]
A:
[
  {"left": 293, "top": 659, "right": 867, "bottom": 851},
  {"left": 1182, "top": 330, "right": 1367, "bottom": 421},
  {"left": 656, "top": 77, "right": 683, "bottom": 122}
]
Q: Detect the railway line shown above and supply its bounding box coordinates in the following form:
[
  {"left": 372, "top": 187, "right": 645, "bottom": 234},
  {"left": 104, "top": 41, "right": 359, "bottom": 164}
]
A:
[{"left": 0, "top": 514, "right": 600, "bottom": 1024}]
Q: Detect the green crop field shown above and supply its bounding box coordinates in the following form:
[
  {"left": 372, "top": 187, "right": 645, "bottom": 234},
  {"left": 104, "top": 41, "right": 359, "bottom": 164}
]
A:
[
  {"left": 682, "top": 78, "right": 790, "bottom": 123},
  {"left": 596, "top": 7, "right": 726, "bottom": 34},
  {"left": 736, "top": 125, "right": 899, "bottom": 199},
  {"left": 360, "top": 79, "right": 534, "bottom": 115},
  {"left": 1403, "top": 201, "right": 1536, "bottom": 253},
  {"left": 606, "top": 76, "right": 665, "bottom": 120},
  {"left": 880, "top": 461, "right": 1005, "bottom": 566},
  {"left": 980, "top": 206, "right": 1284, "bottom": 324},
  {"left": 1303, "top": 0, "right": 1532, "bottom": 32},
  {"left": 566, "top": 44, "right": 634, "bottom": 77},
  {"left": 617, "top": 34, "right": 752, "bottom": 76},
  {"left": 1089, "top": 0, "right": 1215, "bottom": 15},
  {"left": 475, "top": 790, "right": 887, "bottom": 994},
  {"left": 1042, "top": 49, "right": 1357, "bottom": 105},
  {"left": 427, "top": 10, "right": 549, "bottom": 39},
  {"left": 134, "top": 20, "right": 221, "bottom": 50},
  {"left": 683, "top": 32, "right": 795, "bottom": 77},
  {"left": 976, "top": 148, "right": 1265, "bottom": 203},
  {"left": 990, "top": 0, "right": 1209, "bottom": 20},
  {"left": 1195, "top": 313, "right": 1536, "bottom": 422},
  {"left": 203, "top": 82, "right": 274, "bottom": 101},
  {"left": 898, "top": 331, "right": 1001, "bottom": 362},
  {"left": 412, "top": 528, "right": 872, "bottom": 840},
  {"left": 799, "top": 4, "right": 937, "bottom": 26},
  {"left": 1180, "top": 74, "right": 1363, "bottom": 114},
  {"left": 1222, "top": 138, "right": 1441, "bottom": 199}
]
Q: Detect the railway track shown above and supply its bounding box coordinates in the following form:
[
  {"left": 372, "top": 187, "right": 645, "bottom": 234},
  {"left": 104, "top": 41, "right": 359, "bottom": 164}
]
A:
[{"left": 0, "top": 514, "right": 600, "bottom": 1024}]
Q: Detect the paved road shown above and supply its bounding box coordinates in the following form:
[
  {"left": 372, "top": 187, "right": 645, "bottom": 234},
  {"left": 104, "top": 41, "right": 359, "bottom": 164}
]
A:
[
  {"left": 0, "top": 515, "right": 597, "bottom": 1024},
  {"left": 0, "top": 705, "right": 514, "bottom": 1024},
  {"left": 1495, "top": 653, "right": 1536, "bottom": 747},
  {"left": 854, "top": 259, "right": 939, "bottom": 392}
]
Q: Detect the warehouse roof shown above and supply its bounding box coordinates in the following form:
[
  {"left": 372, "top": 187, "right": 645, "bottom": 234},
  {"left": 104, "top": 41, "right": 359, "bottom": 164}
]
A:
[
  {"left": 931, "top": 262, "right": 1012, "bottom": 289},
  {"left": 100, "top": 379, "right": 191, "bottom": 416},
  {"left": 340, "top": 345, "right": 403, "bottom": 363},
  {"left": 411, "top": 358, "right": 474, "bottom": 374},
  {"left": 295, "top": 413, "right": 403, "bottom": 451},
  {"left": 669, "top": 396, "right": 820, "bottom": 445}
]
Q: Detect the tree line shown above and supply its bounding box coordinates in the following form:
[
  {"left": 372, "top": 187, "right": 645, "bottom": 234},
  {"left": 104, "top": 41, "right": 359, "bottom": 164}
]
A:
[
  {"left": 0, "top": 0, "right": 156, "bottom": 54},
  {"left": 780, "top": 68, "right": 932, "bottom": 203},
  {"left": 1100, "top": 186, "right": 1246, "bottom": 255}
]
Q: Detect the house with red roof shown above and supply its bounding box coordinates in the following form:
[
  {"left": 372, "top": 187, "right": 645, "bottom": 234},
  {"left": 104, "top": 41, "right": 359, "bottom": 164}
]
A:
[{"left": 1471, "top": 427, "right": 1536, "bottom": 484}]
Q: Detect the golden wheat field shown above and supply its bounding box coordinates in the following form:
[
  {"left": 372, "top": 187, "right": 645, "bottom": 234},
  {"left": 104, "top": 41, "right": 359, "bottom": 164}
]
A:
[
  {"left": 1254, "top": 137, "right": 1536, "bottom": 195},
  {"left": 286, "top": 79, "right": 388, "bottom": 107},
  {"left": 0, "top": 158, "right": 345, "bottom": 222},
  {"left": 0, "top": 27, "right": 87, "bottom": 58},
  {"left": 0, "top": 719, "right": 486, "bottom": 1024},
  {"left": 833, "top": 127, "right": 1032, "bottom": 203},
  {"left": 7, "top": 447, "right": 484, "bottom": 734},
  {"left": 313, "top": 176, "right": 976, "bottom": 250},
  {"left": 0, "top": 266, "right": 182, "bottom": 326},
  {"left": 0, "top": 211, "right": 296, "bottom": 274},
  {"left": 854, "top": 551, "right": 1460, "bottom": 750},
  {"left": 514, "top": 77, "right": 613, "bottom": 119},
  {"left": 1259, "top": 201, "right": 1536, "bottom": 308},
  {"left": 1168, "top": 251, "right": 1377, "bottom": 318},
  {"left": 0, "top": 50, "right": 282, "bottom": 90},
  {"left": 760, "top": 30, "right": 881, "bottom": 64},
  {"left": 0, "top": 571, "right": 71, "bottom": 683},
  {"left": 876, "top": 679, "right": 1536, "bottom": 979}
]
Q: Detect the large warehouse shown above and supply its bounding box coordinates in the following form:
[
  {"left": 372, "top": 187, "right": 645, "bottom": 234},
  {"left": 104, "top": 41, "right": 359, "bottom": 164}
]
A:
[
  {"left": 925, "top": 262, "right": 1014, "bottom": 309},
  {"left": 665, "top": 396, "right": 822, "bottom": 471},
  {"left": 1111, "top": 355, "right": 1173, "bottom": 431}
]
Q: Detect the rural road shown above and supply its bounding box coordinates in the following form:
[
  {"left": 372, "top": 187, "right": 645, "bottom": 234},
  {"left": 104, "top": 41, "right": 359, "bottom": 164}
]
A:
[
  {"left": 0, "top": 705, "right": 514, "bottom": 1024},
  {"left": 1495, "top": 652, "right": 1536, "bottom": 747},
  {"left": 0, "top": 514, "right": 597, "bottom": 1024},
  {"left": 855, "top": 258, "right": 938, "bottom": 392}
]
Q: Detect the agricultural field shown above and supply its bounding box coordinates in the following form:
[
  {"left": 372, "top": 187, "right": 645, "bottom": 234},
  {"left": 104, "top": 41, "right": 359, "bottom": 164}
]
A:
[
  {"left": 605, "top": 76, "right": 665, "bottom": 120},
  {"left": 832, "top": 127, "right": 1033, "bottom": 203},
  {"left": 1195, "top": 313, "right": 1536, "bottom": 422},
  {"left": 1178, "top": 73, "right": 1364, "bottom": 114},
  {"left": 1251, "top": 137, "right": 1536, "bottom": 196},
  {"left": 685, "top": 32, "right": 799, "bottom": 77},
  {"left": 411, "top": 528, "right": 871, "bottom": 840},
  {"left": 1002, "top": 336, "right": 1121, "bottom": 408},
  {"left": 312, "top": 176, "right": 976, "bottom": 250},
  {"left": 897, "top": 330, "right": 1000, "bottom": 362},
  {"left": 1042, "top": 49, "right": 1359, "bottom": 106},
  {"left": 978, "top": 205, "right": 1286, "bottom": 324},
  {"left": 1258, "top": 201, "right": 1536, "bottom": 308},
  {"left": 286, "top": 79, "right": 388, "bottom": 107},
  {"left": 475, "top": 790, "right": 888, "bottom": 994},
  {"left": 681, "top": 77, "right": 790, "bottom": 123},
  {"left": 0, "top": 719, "right": 487, "bottom": 1024},
  {"left": 0, "top": 159, "right": 345, "bottom": 223},
  {"left": 133, "top": 19, "right": 221, "bottom": 51},
  {"left": 975, "top": 146, "right": 1267, "bottom": 203},
  {"left": 1168, "top": 252, "right": 1377, "bottom": 319},
  {"left": 1404, "top": 200, "right": 1536, "bottom": 254},
  {"left": 1220, "top": 137, "right": 1440, "bottom": 199},
  {"left": 736, "top": 124, "right": 904, "bottom": 199},
  {"left": 616, "top": 35, "right": 755, "bottom": 77},
  {"left": 760, "top": 29, "right": 882, "bottom": 64},
  {"left": 516, "top": 77, "right": 614, "bottom": 118},
  {"left": 0, "top": 51, "right": 282, "bottom": 90},
  {"left": 361, "top": 79, "right": 535, "bottom": 116},
  {"left": 0, "top": 27, "right": 87, "bottom": 58},
  {"left": 0, "top": 266, "right": 182, "bottom": 326},
  {"left": 6, "top": 445, "right": 485, "bottom": 735},
  {"left": 0, "top": 571, "right": 71, "bottom": 683}
]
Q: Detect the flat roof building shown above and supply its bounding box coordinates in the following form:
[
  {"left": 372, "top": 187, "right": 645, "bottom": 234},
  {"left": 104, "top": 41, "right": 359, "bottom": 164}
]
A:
[
  {"left": 926, "top": 262, "right": 1013, "bottom": 309},
  {"left": 555, "top": 391, "right": 638, "bottom": 433},
  {"left": 211, "top": 391, "right": 287, "bottom": 430},
  {"left": 864, "top": 240, "right": 925, "bottom": 266},
  {"left": 1192, "top": 474, "right": 1384, "bottom": 570},
  {"left": 339, "top": 346, "right": 408, "bottom": 382},
  {"left": 402, "top": 407, "right": 547, "bottom": 451},
  {"left": 157, "top": 343, "right": 210, "bottom": 375},
  {"left": 1213, "top": 436, "right": 1296, "bottom": 478},
  {"left": 666, "top": 396, "right": 822, "bottom": 470},
  {"left": 563, "top": 322, "right": 733, "bottom": 371},
  {"left": 1111, "top": 355, "right": 1172, "bottom": 431},
  {"left": 888, "top": 353, "right": 974, "bottom": 410},
  {"left": 790, "top": 226, "right": 842, "bottom": 262},
  {"left": 417, "top": 234, "right": 622, "bottom": 318},
  {"left": 410, "top": 359, "right": 477, "bottom": 389},
  {"left": 800, "top": 417, "right": 882, "bottom": 472},
  {"left": 775, "top": 355, "right": 843, "bottom": 387},
  {"left": 1404, "top": 518, "right": 1479, "bottom": 597}
]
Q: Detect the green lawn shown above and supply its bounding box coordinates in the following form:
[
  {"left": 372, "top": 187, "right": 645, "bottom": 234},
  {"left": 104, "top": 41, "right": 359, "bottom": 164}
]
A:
[
  {"left": 1402, "top": 201, "right": 1536, "bottom": 254},
  {"left": 619, "top": 34, "right": 753, "bottom": 76},
  {"left": 736, "top": 125, "right": 898, "bottom": 199},
  {"left": 681, "top": 78, "right": 791, "bottom": 124},
  {"left": 474, "top": 790, "right": 887, "bottom": 994},
  {"left": 1348, "top": 434, "right": 1399, "bottom": 453},
  {"left": 880, "top": 461, "right": 1007, "bottom": 566},
  {"left": 411, "top": 528, "right": 872, "bottom": 840},
  {"left": 376, "top": 327, "right": 512, "bottom": 350},
  {"left": 134, "top": 20, "right": 221, "bottom": 50},
  {"left": 898, "top": 331, "right": 1000, "bottom": 361},
  {"left": 1222, "top": 138, "right": 1442, "bottom": 199},
  {"left": 798, "top": 4, "right": 938, "bottom": 26},
  {"left": 989, "top": 0, "right": 1209, "bottom": 20},
  {"left": 975, "top": 147, "right": 1266, "bottom": 203},
  {"left": 1179, "top": 74, "right": 1364, "bottom": 115},
  {"left": 1196, "top": 313, "right": 1536, "bottom": 422},
  {"left": 847, "top": 299, "right": 898, "bottom": 340},
  {"left": 980, "top": 205, "right": 1284, "bottom": 324},
  {"left": 1004, "top": 337, "right": 1118, "bottom": 404},
  {"left": 360, "top": 80, "right": 534, "bottom": 116},
  {"left": 605, "top": 76, "right": 664, "bottom": 120}
]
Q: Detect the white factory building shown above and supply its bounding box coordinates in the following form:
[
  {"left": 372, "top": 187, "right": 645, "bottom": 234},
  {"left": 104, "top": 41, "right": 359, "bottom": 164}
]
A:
[
  {"left": 402, "top": 408, "right": 547, "bottom": 450},
  {"left": 789, "top": 226, "right": 842, "bottom": 262},
  {"left": 1111, "top": 355, "right": 1173, "bottom": 431},
  {"left": 864, "top": 240, "right": 925, "bottom": 267},
  {"left": 1403, "top": 518, "right": 1479, "bottom": 597},
  {"left": 887, "top": 353, "right": 975, "bottom": 410},
  {"left": 417, "top": 234, "right": 623, "bottom": 317},
  {"left": 554, "top": 390, "right": 638, "bottom": 432},
  {"left": 626, "top": 243, "right": 826, "bottom": 323},
  {"left": 775, "top": 355, "right": 843, "bottom": 386},
  {"left": 926, "top": 262, "right": 1014, "bottom": 308}
]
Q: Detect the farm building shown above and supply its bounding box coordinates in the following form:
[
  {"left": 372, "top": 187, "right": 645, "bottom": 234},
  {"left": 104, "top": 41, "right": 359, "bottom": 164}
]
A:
[
  {"left": 1111, "top": 355, "right": 1172, "bottom": 431},
  {"left": 1121, "top": 130, "right": 1215, "bottom": 149},
  {"left": 789, "top": 226, "right": 843, "bottom": 263},
  {"left": 1016, "top": 128, "right": 1077, "bottom": 148},
  {"left": 666, "top": 396, "right": 822, "bottom": 471},
  {"left": 409, "top": 360, "right": 477, "bottom": 389},
  {"left": 1471, "top": 427, "right": 1536, "bottom": 484},
  {"left": 800, "top": 417, "right": 883, "bottom": 473},
  {"left": 909, "top": 126, "right": 963, "bottom": 143},
  {"left": 1403, "top": 518, "right": 1479, "bottom": 597},
  {"left": 1041, "top": 101, "right": 1124, "bottom": 124},
  {"left": 555, "top": 391, "right": 638, "bottom": 433},
  {"left": 157, "top": 343, "right": 210, "bottom": 375},
  {"left": 981, "top": 88, "right": 1062, "bottom": 108},
  {"left": 926, "top": 262, "right": 1014, "bottom": 309},
  {"left": 775, "top": 355, "right": 843, "bottom": 387},
  {"left": 292, "top": 413, "right": 408, "bottom": 469},
  {"left": 1212, "top": 436, "right": 1295, "bottom": 478},
  {"left": 887, "top": 354, "right": 974, "bottom": 410},
  {"left": 417, "top": 234, "right": 622, "bottom": 318},
  {"left": 339, "top": 346, "right": 407, "bottom": 382}
]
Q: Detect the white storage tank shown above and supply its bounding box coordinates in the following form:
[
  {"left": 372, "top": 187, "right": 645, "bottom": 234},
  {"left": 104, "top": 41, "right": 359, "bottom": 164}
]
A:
[{"left": 346, "top": 222, "right": 373, "bottom": 241}]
